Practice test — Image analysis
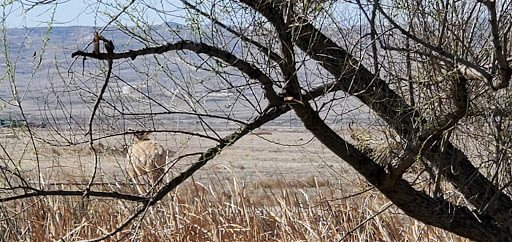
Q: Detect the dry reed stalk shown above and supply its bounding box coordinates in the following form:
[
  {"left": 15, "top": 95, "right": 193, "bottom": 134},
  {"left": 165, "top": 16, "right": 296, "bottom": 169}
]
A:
[{"left": 0, "top": 175, "right": 469, "bottom": 241}]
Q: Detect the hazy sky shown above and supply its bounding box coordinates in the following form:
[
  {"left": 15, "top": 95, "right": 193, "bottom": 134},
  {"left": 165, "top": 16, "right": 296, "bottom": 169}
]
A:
[{"left": 4, "top": 0, "right": 185, "bottom": 28}]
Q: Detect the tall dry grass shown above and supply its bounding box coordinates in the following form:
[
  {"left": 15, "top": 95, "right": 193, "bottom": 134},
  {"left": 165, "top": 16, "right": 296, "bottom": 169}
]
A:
[{"left": 0, "top": 175, "right": 468, "bottom": 241}]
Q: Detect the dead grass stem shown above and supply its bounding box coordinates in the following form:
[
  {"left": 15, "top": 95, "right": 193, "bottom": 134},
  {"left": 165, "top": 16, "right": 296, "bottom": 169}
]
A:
[{"left": 0, "top": 175, "right": 468, "bottom": 241}]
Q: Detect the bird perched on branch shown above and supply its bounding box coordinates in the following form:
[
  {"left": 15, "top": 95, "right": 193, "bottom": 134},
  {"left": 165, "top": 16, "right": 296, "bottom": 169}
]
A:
[
  {"left": 93, "top": 32, "right": 101, "bottom": 55},
  {"left": 92, "top": 31, "right": 114, "bottom": 56},
  {"left": 104, "top": 40, "right": 114, "bottom": 57}
]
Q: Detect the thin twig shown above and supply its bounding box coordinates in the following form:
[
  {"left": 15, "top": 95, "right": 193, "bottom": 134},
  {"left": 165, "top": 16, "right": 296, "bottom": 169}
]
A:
[
  {"left": 84, "top": 37, "right": 115, "bottom": 194},
  {"left": 339, "top": 202, "right": 393, "bottom": 241},
  {"left": 0, "top": 189, "right": 146, "bottom": 203}
]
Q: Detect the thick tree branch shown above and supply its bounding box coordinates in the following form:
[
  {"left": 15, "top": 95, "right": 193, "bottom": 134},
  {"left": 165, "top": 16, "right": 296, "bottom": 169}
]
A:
[
  {"left": 274, "top": 1, "right": 303, "bottom": 102},
  {"left": 239, "top": 0, "right": 512, "bottom": 237},
  {"left": 289, "top": 17, "right": 512, "bottom": 229},
  {"left": 290, "top": 92, "right": 506, "bottom": 241},
  {"left": 477, "top": 0, "right": 512, "bottom": 89},
  {"left": 72, "top": 40, "right": 281, "bottom": 106}
]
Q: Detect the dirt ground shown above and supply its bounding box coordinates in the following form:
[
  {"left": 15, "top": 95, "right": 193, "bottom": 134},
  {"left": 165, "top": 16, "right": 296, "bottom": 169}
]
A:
[{"left": 0, "top": 127, "right": 361, "bottom": 193}]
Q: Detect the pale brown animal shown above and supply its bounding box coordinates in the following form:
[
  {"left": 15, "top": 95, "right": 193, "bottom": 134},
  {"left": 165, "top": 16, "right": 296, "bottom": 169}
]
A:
[{"left": 127, "top": 131, "right": 166, "bottom": 194}]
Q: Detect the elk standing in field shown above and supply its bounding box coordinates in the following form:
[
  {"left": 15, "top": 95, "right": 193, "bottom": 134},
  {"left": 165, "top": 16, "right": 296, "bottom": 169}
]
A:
[{"left": 127, "top": 131, "right": 166, "bottom": 194}]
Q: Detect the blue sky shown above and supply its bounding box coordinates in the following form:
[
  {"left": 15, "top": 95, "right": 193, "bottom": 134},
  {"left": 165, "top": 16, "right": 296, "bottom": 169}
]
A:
[{"left": 4, "top": 0, "right": 186, "bottom": 28}]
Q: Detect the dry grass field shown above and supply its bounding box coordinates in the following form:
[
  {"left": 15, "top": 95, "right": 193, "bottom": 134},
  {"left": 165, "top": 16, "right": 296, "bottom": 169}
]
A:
[{"left": 0, "top": 127, "right": 468, "bottom": 241}]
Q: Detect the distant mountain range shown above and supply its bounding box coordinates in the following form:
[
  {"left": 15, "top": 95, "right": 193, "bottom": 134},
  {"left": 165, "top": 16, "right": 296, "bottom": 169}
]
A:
[
  {"left": 0, "top": 22, "right": 361, "bottom": 129},
  {"left": 0, "top": 22, "right": 270, "bottom": 128}
]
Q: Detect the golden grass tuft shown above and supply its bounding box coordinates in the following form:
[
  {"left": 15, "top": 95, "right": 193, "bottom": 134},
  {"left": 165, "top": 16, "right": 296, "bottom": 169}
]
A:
[{"left": 0, "top": 176, "right": 469, "bottom": 241}]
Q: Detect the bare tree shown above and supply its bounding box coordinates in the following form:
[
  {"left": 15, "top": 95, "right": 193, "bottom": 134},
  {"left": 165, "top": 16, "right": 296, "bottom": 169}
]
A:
[{"left": 1, "top": 0, "right": 512, "bottom": 241}]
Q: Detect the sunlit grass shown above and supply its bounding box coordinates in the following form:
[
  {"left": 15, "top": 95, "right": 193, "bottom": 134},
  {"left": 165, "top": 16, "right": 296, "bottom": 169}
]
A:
[{"left": 0, "top": 175, "right": 468, "bottom": 241}]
